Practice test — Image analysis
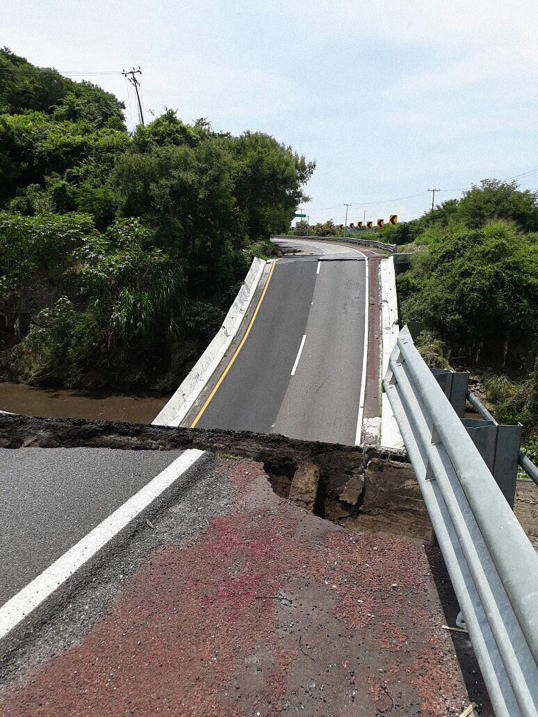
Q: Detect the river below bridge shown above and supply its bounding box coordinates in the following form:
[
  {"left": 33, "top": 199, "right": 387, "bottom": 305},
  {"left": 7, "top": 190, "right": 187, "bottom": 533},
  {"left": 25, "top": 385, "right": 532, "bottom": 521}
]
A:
[{"left": 0, "top": 382, "right": 170, "bottom": 424}]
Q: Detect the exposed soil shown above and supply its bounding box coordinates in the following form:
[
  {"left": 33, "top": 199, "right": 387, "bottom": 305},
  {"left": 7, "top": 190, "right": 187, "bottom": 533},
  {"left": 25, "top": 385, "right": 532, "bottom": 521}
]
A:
[
  {"left": 514, "top": 480, "right": 538, "bottom": 549},
  {"left": 2, "top": 413, "right": 536, "bottom": 548},
  {"left": 0, "top": 413, "right": 431, "bottom": 542}
]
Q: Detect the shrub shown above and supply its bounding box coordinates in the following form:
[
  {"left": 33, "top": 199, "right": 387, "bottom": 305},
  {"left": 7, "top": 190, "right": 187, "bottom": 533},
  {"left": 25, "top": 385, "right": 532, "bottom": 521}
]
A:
[
  {"left": 414, "top": 331, "right": 450, "bottom": 369},
  {"left": 17, "top": 297, "right": 76, "bottom": 384},
  {"left": 400, "top": 221, "right": 538, "bottom": 367}
]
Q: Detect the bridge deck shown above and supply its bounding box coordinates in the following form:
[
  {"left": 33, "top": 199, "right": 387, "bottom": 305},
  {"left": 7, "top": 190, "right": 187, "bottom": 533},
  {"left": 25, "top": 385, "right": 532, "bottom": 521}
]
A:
[{"left": 0, "top": 453, "right": 490, "bottom": 715}]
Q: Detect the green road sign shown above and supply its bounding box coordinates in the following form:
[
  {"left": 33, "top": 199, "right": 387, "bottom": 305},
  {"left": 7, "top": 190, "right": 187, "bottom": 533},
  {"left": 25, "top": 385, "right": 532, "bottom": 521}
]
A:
[{"left": 294, "top": 213, "right": 307, "bottom": 218}]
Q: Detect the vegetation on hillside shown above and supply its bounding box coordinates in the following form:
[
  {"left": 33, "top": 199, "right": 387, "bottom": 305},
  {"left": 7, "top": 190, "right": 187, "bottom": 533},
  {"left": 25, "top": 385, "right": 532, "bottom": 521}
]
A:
[
  {"left": 0, "top": 48, "right": 314, "bottom": 390},
  {"left": 385, "top": 180, "right": 538, "bottom": 445}
]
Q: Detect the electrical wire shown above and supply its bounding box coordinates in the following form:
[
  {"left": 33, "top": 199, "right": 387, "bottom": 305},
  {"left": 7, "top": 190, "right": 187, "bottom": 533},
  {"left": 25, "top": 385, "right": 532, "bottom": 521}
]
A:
[
  {"left": 359, "top": 191, "right": 427, "bottom": 206},
  {"left": 0, "top": 68, "right": 121, "bottom": 75},
  {"left": 124, "top": 76, "right": 135, "bottom": 129},
  {"left": 310, "top": 168, "right": 538, "bottom": 218}
]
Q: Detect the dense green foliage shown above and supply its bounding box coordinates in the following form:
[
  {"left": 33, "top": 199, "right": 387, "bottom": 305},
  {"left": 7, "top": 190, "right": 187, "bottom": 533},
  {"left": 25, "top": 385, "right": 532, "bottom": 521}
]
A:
[
  {"left": 0, "top": 49, "right": 314, "bottom": 389},
  {"left": 399, "top": 220, "right": 538, "bottom": 365},
  {"left": 381, "top": 179, "right": 538, "bottom": 247},
  {"left": 393, "top": 180, "right": 538, "bottom": 442},
  {"left": 290, "top": 219, "right": 337, "bottom": 236}
]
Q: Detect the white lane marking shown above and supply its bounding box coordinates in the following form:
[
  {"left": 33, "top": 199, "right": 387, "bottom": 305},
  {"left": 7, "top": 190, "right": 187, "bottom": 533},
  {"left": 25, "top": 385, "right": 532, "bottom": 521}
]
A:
[
  {"left": 0, "top": 450, "right": 204, "bottom": 641},
  {"left": 291, "top": 334, "right": 307, "bottom": 376},
  {"left": 355, "top": 253, "right": 369, "bottom": 445},
  {"left": 316, "top": 261, "right": 321, "bottom": 274}
]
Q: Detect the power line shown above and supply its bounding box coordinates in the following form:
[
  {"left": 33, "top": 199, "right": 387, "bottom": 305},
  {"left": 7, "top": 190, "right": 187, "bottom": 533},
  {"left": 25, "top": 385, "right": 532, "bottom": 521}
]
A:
[
  {"left": 57, "top": 71, "right": 122, "bottom": 76},
  {"left": 360, "top": 191, "right": 426, "bottom": 206},
  {"left": 124, "top": 75, "right": 136, "bottom": 129},
  {"left": 122, "top": 67, "right": 144, "bottom": 127},
  {"left": 427, "top": 188, "right": 441, "bottom": 212},
  {"left": 310, "top": 165, "right": 538, "bottom": 218},
  {"left": 0, "top": 68, "right": 121, "bottom": 75},
  {"left": 315, "top": 192, "right": 425, "bottom": 212},
  {"left": 505, "top": 167, "right": 538, "bottom": 181}
]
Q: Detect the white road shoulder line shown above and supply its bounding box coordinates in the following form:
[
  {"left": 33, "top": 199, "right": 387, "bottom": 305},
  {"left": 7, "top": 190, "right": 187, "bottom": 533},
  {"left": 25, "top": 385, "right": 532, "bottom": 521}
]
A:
[
  {"left": 291, "top": 334, "right": 307, "bottom": 376},
  {"left": 355, "top": 252, "right": 369, "bottom": 445},
  {"left": 0, "top": 449, "right": 204, "bottom": 642},
  {"left": 316, "top": 261, "right": 321, "bottom": 274}
]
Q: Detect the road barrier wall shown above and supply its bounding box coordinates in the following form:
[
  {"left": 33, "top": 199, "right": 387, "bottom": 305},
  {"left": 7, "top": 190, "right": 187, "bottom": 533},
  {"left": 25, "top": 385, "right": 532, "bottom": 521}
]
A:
[
  {"left": 380, "top": 256, "right": 404, "bottom": 449},
  {"left": 153, "top": 257, "right": 268, "bottom": 427}
]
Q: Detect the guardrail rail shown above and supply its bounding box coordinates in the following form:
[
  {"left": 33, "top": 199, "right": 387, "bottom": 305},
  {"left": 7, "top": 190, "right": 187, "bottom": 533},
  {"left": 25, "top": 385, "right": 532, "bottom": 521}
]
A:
[
  {"left": 272, "top": 234, "right": 398, "bottom": 253},
  {"left": 383, "top": 326, "right": 538, "bottom": 717}
]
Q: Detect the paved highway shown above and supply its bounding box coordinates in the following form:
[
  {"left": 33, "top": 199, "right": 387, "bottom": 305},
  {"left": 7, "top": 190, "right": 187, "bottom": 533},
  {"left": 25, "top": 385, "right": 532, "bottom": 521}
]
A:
[
  {"left": 194, "top": 239, "right": 368, "bottom": 445},
  {"left": 0, "top": 448, "right": 181, "bottom": 605},
  {"left": 0, "top": 237, "right": 370, "bottom": 619}
]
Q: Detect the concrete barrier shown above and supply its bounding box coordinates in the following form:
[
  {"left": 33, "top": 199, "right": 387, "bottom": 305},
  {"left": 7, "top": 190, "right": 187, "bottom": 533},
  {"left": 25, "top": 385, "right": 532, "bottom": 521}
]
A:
[
  {"left": 153, "top": 257, "right": 267, "bottom": 427},
  {"left": 380, "top": 256, "right": 404, "bottom": 449}
]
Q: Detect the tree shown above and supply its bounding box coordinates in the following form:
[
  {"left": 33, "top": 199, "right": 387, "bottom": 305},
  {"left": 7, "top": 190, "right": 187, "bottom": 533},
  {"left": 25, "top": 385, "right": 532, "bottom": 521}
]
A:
[
  {"left": 0, "top": 53, "right": 314, "bottom": 390},
  {"left": 458, "top": 179, "right": 538, "bottom": 232},
  {"left": 400, "top": 221, "right": 538, "bottom": 366},
  {"left": 0, "top": 48, "right": 125, "bottom": 124},
  {"left": 231, "top": 131, "right": 314, "bottom": 240}
]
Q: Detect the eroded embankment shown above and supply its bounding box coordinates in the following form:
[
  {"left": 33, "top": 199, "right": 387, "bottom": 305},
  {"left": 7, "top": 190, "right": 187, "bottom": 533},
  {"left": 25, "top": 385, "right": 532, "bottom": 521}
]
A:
[{"left": 0, "top": 414, "right": 432, "bottom": 540}]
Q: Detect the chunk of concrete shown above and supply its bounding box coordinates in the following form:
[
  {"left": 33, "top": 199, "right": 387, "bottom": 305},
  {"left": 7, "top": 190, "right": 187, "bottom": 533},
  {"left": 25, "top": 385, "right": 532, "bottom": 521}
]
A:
[
  {"left": 338, "top": 474, "right": 364, "bottom": 506},
  {"left": 289, "top": 461, "right": 320, "bottom": 513}
]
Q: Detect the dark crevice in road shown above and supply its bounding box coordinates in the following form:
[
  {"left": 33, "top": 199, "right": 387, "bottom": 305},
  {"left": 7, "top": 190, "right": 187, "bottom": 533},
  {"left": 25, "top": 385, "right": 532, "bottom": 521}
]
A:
[{"left": 0, "top": 414, "right": 437, "bottom": 541}]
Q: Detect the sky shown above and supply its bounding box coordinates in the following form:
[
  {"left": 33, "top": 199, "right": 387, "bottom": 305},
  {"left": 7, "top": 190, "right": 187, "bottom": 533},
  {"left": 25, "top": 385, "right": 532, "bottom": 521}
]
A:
[{"left": 3, "top": 0, "right": 538, "bottom": 224}]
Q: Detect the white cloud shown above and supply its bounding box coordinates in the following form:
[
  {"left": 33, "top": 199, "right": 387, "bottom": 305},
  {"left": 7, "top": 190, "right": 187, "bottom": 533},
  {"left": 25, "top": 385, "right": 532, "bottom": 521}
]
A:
[
  {"left": 276, "top": 0, "right": 537, "bottom": 51},
  {"left": 385, "top": 43, "right": 538, "bottom": 99}
]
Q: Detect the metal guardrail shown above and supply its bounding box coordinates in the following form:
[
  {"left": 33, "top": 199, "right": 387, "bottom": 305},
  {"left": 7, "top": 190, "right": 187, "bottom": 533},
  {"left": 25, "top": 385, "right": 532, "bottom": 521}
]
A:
[
  {"left": 384, "top": 327, "right": 538, "bottom": 717},
  {"left": 272, "top": 234, "right": 398, "bottom": 253},
  {"left": 520, "top": 452, "right": 538, "bottom": 486},
  {"left": 467, "top": 390, "right": 538, "bottom": 487}
]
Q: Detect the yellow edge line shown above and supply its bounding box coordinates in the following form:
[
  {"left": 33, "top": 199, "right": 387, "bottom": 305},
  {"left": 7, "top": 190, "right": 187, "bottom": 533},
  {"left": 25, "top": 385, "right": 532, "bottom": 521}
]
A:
[{"left": 190, "top": 260, "right": 277, "bottom": 428}]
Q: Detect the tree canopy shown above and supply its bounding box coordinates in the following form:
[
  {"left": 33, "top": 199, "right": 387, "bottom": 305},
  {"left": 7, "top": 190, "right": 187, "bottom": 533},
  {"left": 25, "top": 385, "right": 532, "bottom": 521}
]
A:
[
  {"left": 0, "top": 49, "right": 314, "bottom": 389},
  {"left": 381, "top": 179, "right": 538, "bottom": 247},
  {"left": 399, "top": 220, "right": 538, "bottom": 366}
]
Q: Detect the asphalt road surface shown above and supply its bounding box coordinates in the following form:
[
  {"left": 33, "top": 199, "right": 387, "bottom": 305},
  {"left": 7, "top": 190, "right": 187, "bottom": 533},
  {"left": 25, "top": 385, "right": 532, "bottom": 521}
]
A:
[
  {"left": 0, "top": 237, "right": 367, "bottom": 614},
  {"left": 196, "top": 239, "right": 367, "bottom": 444},
  {"left": 0, "top": 448, "right": 181, "bottom": 605}
]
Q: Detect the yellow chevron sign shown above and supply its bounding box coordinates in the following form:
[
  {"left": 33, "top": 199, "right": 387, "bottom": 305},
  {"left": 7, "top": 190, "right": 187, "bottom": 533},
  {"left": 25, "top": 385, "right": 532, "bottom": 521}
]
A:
[
  {"left": 377, "top": 219, "right": 384, "bottom": 228},
  {"left": 389, "top": 214, "right": 398, "bottom": 225},
  {"left": 357, "top": 221, "right": 363, "bottom": 228},
  {"left": 366, "top": 221, "right": 373, "bottom": 229}
]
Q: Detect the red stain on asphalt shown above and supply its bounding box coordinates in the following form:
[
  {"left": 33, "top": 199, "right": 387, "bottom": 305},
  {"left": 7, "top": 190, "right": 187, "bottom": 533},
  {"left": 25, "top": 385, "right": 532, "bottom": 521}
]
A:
[{"left": 1, "top": 459, "right": 485, "bottom": 715}]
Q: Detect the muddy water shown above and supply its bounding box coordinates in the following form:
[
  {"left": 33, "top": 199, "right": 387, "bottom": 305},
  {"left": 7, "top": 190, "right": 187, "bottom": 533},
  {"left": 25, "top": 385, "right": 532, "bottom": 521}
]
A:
[{"left": 0, "top": 382, "right": 170, "bottom": 424}]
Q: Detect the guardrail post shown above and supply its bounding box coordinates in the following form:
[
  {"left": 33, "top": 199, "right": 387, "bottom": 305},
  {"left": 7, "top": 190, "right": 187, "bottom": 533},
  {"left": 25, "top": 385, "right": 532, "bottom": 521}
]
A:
[
  {"left": 461, "top": 419, "right": 522, "bottom": 507},
  {"left": 432, "top": 369, "right": 470, "bottom": 418},
  {"left": 431, "top": 370, "right": 521, "bottom": 507}
]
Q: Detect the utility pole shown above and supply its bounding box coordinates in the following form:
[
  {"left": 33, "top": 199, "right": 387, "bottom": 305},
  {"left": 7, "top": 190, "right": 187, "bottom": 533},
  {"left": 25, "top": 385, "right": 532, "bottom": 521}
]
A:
[
  {"left": 427, "top": 188, "right": 440, "bottom": 212},
  {"left": 344, "top": 203, "right": 351, "bottom": 236},
  {"left": 122, "top": 67, "right": 144, "bottom": 126}
]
